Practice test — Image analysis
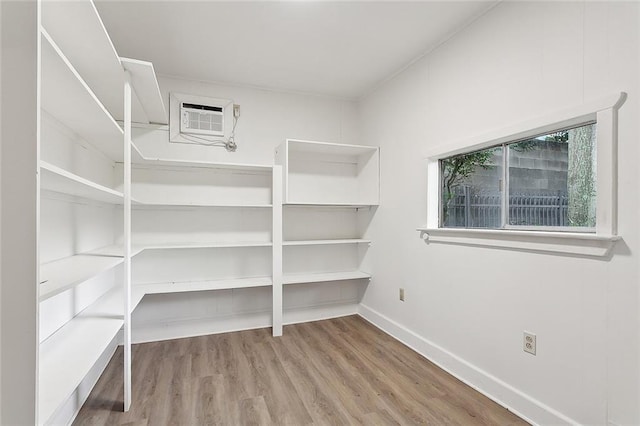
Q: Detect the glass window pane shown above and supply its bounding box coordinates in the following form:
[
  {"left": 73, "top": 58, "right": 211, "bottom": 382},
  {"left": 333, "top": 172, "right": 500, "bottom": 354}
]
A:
[
  {"left": 440, "top": 146, "right": 503, "bottom": 228},
  {"left": 507, "top": 122, "right": 596, "bottom": 229}
]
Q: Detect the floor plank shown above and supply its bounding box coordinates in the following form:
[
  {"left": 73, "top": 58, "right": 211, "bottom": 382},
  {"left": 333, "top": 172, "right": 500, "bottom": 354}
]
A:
[{"left": 73, "top": 315, "right": 528, "bottom": 425}]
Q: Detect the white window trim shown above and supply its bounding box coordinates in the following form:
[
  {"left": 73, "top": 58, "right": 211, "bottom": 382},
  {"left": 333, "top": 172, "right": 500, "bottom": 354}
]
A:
[{"left": 418, "top": 92, "right": 626, "bottom": 257}]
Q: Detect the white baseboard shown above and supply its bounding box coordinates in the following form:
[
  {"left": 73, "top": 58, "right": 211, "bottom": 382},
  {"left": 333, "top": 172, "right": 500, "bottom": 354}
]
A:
[
  {"left": 357, "top": 303, "right": 577, "bottom": 426},
  {"left": 46, "top": 335, "right": 118, "bottom": 426},
  {"left": 132, "top": 303, "right": 358, "bottom": 344}
]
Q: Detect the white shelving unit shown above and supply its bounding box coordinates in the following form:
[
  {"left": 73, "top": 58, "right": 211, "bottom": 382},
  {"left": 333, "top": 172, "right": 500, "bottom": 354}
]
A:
[
  {"left": 37, "top": 0, "right": 167, "bottom": 423},
  {"left": 36, "top": 3, "right": 380, "bottom": 423},
  {"left": 39, "top": 287, "right": 124, "bottom": 425},
  {"left": 40, "top": 161, "right": 125, "bottom": 204},
  {"left": 283, "top": 239, "right": 371, "bottom": 246},
  {"left": 276, "top": 139, "right": 380, "bottom": 205},
  {"left": 39, "top": 254, "right": 124, "bottom": 301},
  {"left": 127, "top": 143, "right": 283, "bottom": 333},
  {"left": 275, "top": 139, "right": 379, "bottom": 297}
]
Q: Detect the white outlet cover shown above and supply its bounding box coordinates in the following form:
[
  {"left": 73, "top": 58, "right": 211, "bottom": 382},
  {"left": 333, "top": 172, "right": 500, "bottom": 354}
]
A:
[{"left": 523, "top": 331, "right": 537, "bottom": 355}]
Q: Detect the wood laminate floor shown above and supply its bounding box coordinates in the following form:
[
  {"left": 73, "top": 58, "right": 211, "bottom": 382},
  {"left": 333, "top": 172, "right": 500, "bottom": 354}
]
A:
[{"left": 74, "top": 315, "right": 528, "bottom": 425}]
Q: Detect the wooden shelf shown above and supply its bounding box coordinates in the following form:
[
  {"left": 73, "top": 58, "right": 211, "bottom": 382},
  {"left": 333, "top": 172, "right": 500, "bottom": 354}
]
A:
[
  {"left": 41, "top": 0, "right": 125, "bottom": 122},
  {"left": 284, "top": 239, "right": 371, "bottom": 246},
  {"left": 41, "top": 1, "right": 162, "bottom": 124},
  {"left": 40, "top": 253, "right": 124, "bottom": 301},
  {"left": 284, "top": 202, "right": 378, "bottom": 208},
  {"left": 39, "top": 286, "right": 123, "bottom": 424},
  {"left": 135, "top": 241, "right": 272, "bottom": 251},
  {"left": 40, "top": 161, "right": 124, "bottom": 204},
  {"left": 132, "top": 201, "right": 272, "bottom": 209},
  {"left": 121, "top": 58, "right": 167, "bottom": 124},
  {"left": 92, "top": 242, "right": 272, "bottom": 259},
  {"left": 286, "top": 139, "right": 379, "bottom": 156},
  {"left": 131, "top": 143, "right": 272, "bottom": 173},
  {"left": 134, "top": 276, "right": 273, "bottom": 296},
  {"left": 41, "top": 29, "right": 124, "bottom": 162},
  {"left": 283, "top": 270, "right": 371, "bottom": 285},
  {"left": 276, "top": 139, "right": 380, "bottom": 206}
]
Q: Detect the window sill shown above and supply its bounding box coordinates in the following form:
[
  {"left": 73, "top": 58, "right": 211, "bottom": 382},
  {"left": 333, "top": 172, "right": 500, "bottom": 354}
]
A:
[{"left": 417, "top": 227, "right": 620, "bottom": 257}]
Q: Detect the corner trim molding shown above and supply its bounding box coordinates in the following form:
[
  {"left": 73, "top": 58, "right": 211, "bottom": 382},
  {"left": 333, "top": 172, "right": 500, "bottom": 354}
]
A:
[{"left": 357, "top": 303, "right": 579, "bottom": 426}]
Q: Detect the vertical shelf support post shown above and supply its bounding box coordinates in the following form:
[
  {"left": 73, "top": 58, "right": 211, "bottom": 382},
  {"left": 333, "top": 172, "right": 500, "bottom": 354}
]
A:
[
  {"left": 123, "top": 72, "right": 133, "bottom": 411},
  {"left": 272, "top": 165, "right": 283, "bottom": 336}
]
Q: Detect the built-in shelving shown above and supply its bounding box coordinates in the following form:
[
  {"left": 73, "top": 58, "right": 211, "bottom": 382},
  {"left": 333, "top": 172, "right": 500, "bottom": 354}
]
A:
[
  {"left": 277, "top": 139, "right": 376, "bottom": 301},
  {"left": 134, "top": 276, "right": 273, "bottom": 296},
  {"left": 121, "top": 58, "right": 167, "bottom": 124},
  {"left": 135, "top": 241, "right": 273, "bottom": 250},
  {"left": 41, "top": 1, "right": 165, "bottom": 125},
  {"left": 131, "top": 143, "right": 272, "bottom": 173},
  {"left": 283, "top": 271, "right": 371, "bottom": 285},
  {"left": 40, "top": 161, "right": 124, "bottom": 204},
  {"left": 275, "top": 139, "right": 380, "bottom": 206},
  {"left": 41, "top": 29, "right": 124, "bottom": 162},
  {"left": 39, "top": 254, "right": 124, "bottom": 302},
  {"left": 41, "top": 0, "right": 125, "bottom": 122},
  {"left": 283, "top": 239, "right": 370, "bottom": 246},
  {"left": 132, "top": 202, "right": 272, "bottom": 209},
  {"left": 38, "top": 286, "right": 124, "bottom": 424}
]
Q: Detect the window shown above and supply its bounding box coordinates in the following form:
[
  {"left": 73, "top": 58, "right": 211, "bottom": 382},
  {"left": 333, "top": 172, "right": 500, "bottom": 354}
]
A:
[
  {"left": 420, "top": 93, "right": 625, "bottom": 257},
  {"left": 440, "top": 122, "right": 597, "bottom": 232}
]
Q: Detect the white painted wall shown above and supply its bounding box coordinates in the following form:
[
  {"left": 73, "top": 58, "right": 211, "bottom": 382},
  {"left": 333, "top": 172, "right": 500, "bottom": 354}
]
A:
[
  {"left": 0, "top": 1, "right": 38, "bottom": 424},
  {"left": 133, "top": 75, "right": 360, "bottom": 165},
  {"left": 358, "top": 2, "right": 639, "bottom": 425},
  {"left": 130, "top": 76, "right": 365, "bottom": 341}
]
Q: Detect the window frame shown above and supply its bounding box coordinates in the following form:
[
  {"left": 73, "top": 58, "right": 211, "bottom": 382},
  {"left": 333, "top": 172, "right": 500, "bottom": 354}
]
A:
[{"left": 420, "top": 92, "right": 626, "bottom": 257}]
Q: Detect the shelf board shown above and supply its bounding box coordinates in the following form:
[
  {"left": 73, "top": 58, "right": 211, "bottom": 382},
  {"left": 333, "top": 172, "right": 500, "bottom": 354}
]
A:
[
  {"left": 121, "top": 58, "right": 167, "bottom": 124},
  {"left": 40, "top": 161, "right": 124, "bottom": 204},
  {"left": 135, "top": 241, "right": 273, "bottom": 251},
  {"left": 41, "top": 0, "right": 126, "bottom": 122},
  {"left": 131, "top": 143, "right": 272, "bottom": 173},
  {"left": 283, "top": 270, "right": 371, "bottom": 285},
  {"left": 134, "top": 276, "right": 273, "bottom": 296},
  {"left": 287, "top": 139, "right": 378, "bottom": 157},
  {"left": 284, "top": 239, "right": 371, "bottom": 246},
  {"left": 39, "top": 253, "right": 124, "bottom": 301},
  {"left": 41, "top": 29, "right": 124, "bottom": 162},
  {"left": 41, "top": 1, "right": 158, "bottom": 124},
  {"left": 132, "top": 201, "right": 272, "bottom": 209},
  {"left": 285, "top": 202, "right": 378, "bottom": 208},
  {"left": 39, "top": 286, "right": 123, "bottom": 425},
  {"left": 86, "top": 241, "right": 272, "bottom": 259}
]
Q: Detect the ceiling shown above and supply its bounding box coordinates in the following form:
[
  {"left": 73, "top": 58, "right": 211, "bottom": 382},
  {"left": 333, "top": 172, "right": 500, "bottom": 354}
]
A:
[{"left": 96, "top": 1, "right": 497, "bottom": 100}]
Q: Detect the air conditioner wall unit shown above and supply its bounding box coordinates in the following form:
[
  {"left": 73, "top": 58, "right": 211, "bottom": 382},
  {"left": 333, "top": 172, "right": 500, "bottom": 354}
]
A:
[
  {"left": 180, "top": 102, "right": 224, "bottom": 137},
  {"left": 169, "top": 93, "right": 233, "bottom": 145}
]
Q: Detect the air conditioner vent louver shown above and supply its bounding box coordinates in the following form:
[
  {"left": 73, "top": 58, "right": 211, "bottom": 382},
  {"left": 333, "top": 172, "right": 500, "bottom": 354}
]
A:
[{"left": 180, "top": 102, "right": 224, "bottom": 136}]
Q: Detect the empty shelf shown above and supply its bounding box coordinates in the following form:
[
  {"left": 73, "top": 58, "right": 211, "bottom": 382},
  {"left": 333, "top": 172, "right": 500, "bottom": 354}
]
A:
[
  {"left": 41, "top": 29, "right": 124, "bottom": 162},
  {"left": 39, "top": 286, "right": 123, "bottom": 425},
  {"left": 40, "top": 253, "right": 124, "bottom": 301},
  {"left": 136, "top": 241, "right": 272, "bottom": 250},
  {"left": 287, "top": 139, "right": 379, "bottom": 157},
  {"left": 134, "top": 276, "right": 273, "bottom": 295},
  {"left": 283, "top": 271, "right": 371, "bottom": 285},
  {"left": 284, "top": 239, "right": 371, "bottom": 246},
  {"left": 131, "top": 143, "right": 272, "bottom": 173},
  {"left": 41, "top": 0, "right": 153, "bottom": 124},
  {"left": 132, "top": 201, "right": 272, "bottom": 209},
  {"left": 40, "top": 161, "right": 124, "bottom": 204},
  {"left": 121, "top": 58, "right": 167, "bottom": 124},
  {"left": 284, "top": 202, "right": 379, "bottom": 208}
]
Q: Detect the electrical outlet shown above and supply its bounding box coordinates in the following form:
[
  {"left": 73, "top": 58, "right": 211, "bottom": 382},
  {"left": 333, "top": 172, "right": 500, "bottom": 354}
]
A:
[
  {"left": 233, "top": 104, "right": 241, "bottom": 118},
  {"left": 523, "top": 332, "right": 536, "bottom": 355},
  {"left": 399, "top": 288, "right": 405, "bottom": 302}
]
